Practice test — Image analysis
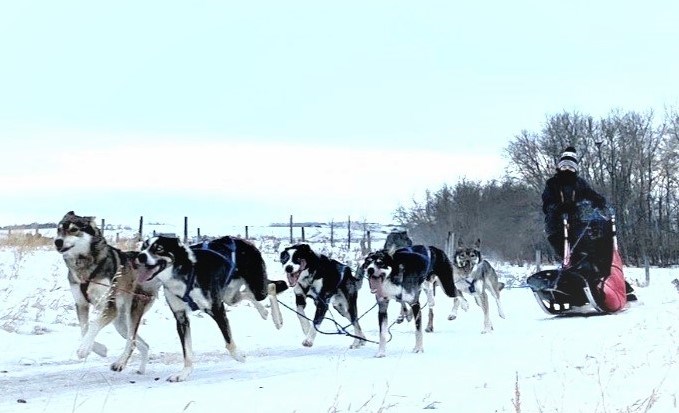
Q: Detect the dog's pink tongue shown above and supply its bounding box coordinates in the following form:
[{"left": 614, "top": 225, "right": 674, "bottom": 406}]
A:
[
  {"left": 136, "top": 268, "right": 154, "bottom": 283},
  {"left": 369, "top": 278, "right": 385, "bottom": 298},
  {"left": 287, "top": 272, "right": 300, "bottom": 287}
]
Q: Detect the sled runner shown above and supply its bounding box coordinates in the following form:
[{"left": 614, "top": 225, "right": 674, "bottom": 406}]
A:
[{"left": 527, "top": 202, "right": 628, "bottom": 316}]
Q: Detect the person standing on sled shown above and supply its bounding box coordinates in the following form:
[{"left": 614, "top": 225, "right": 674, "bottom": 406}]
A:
[
  {"left": 541, "top": 146, "right": 636, "bottom": 300},
  {"left": 542, "top": 146, "right": 606, "bottom": 259}
]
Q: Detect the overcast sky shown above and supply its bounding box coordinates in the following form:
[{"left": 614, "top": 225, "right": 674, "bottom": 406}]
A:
[{"left": 2, "top": 1, "right": 678, "bottom": 229}]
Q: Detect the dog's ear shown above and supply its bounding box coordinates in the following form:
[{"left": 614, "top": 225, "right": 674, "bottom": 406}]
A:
[
  {"left": 84, "top": 216, "right": 102, "bottom": 236},
  {"left": 457, "top": 238, "right": 464, "bottom": 248},
  {"left": 474, "top": 239, "right": 481, "bottom": 249}
]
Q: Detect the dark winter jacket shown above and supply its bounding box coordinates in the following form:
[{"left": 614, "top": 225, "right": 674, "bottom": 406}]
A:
[{"left": 542, "top": 170, "right": 606, "bottom": 237}]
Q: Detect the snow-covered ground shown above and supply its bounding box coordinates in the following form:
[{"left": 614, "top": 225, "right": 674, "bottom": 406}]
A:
[{"left": 0, "top": 239, "right": 678, "bottom": 413}]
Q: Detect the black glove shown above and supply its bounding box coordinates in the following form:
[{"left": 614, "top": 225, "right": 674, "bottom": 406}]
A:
[{"left": 560, "top": 201, "right": 576, "bottom": 215}]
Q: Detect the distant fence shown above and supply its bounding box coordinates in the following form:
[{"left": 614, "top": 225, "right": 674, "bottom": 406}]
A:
[{"left": 0, "top": 214, "right": 399, "bottom": 252}]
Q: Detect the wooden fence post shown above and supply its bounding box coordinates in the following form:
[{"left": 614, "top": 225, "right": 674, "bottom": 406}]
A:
[
  {"left": 245, "top": 226, "right": 249, "bottom": 239},
  {"left": 197, "top": 228, "right": 201, "bottom": 239},
  {"left": 101, "top": 219, "right": 105, "bottom": 236},
  {"left": 347, "top": 216, "right": 351, "bottom": 250},
  {"left": 330, "top": 220, "right": 334, "bottom": 247},
  {"left": 289, "top": 215, "right": 293, "bottom": 244},
  {"left": 184, "top": 216, "right": 188, "bottom": 243},
  {"left": 138, "top": 216, "right": 144, "bottom": 241},
  {"left": 367, "top": 230, "right": 371, "bottom": 251},
  {"left": 535, "top": 249, "right": 541, "bottom": 272},
  {"left": 301, "top": 227, "right": 305, "bottom": 242}
]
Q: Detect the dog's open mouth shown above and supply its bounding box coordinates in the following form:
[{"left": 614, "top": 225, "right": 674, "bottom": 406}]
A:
[
  {"left": 56, "top": 246, "right": 72, "bottom": 253},
  {"left": 369, "top": 277, "right": 387, "bottom": 299},
  {"left": 136, "top": 261, "right": 167, "bottom": 283},
  {"left": 285, "top": 259, "right": 307, "bottom": 287},
  {"left": 287, "top": 271, "right": 301, "bottom": 287}
]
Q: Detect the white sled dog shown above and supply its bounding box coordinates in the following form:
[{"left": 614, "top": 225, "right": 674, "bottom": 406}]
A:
[
  {"left": 449, "top": 239, "right": 506, "bottom": 333},
  {"left": 54, "top": 211, "right": 160, "bottom": 373}
]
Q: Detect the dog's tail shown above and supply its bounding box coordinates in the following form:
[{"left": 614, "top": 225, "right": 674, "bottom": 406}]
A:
[
  {"left": 233, "top": 238, "right": 270, "bottom": 301},
  {"left": 268, "top": 279, "right": 289, "bottom": 294},
  {"left": 430, "top": 246, "right": 459, "bottom": 298}
]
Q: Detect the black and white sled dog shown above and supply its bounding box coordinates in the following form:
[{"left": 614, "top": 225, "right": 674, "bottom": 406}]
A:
[
  {"left": 280, "top": 243, "right": 366, "bottom": 349},
  {"left": 382, "top": 230, "right": 416, "bottom": 324},
  {"left": 54, "top": 211, "right": 159, "bottom": 373},
  {"left": 361, "top": 246, "right": 458, "bottom": 357},
  {"left": 136, "top": 235, "right": 288, "bottom": 382},
  {"left": 450, "top": 239, "right": 505, "bottom": 333}
]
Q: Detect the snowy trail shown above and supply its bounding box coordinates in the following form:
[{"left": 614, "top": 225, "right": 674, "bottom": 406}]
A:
[{"left": 1, "top": 271, "right": 678, "bottom": 413}]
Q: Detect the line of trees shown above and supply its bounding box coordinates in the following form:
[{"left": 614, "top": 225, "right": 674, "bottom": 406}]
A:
[{"left": 395, "top": 108, "right": 679, "bottom": 266}]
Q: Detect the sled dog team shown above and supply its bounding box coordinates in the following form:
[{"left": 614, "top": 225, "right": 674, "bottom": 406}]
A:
[{"left": 54, "top": 211, "right": 505, "bottom": 382}]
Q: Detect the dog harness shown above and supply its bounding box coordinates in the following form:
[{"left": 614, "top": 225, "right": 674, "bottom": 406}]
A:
[
  {"left": 399, "top": 245, "right": 433, "bottom": 275},
  {"left": 182, "top": 238, "right": 238, "bottom": 311}
]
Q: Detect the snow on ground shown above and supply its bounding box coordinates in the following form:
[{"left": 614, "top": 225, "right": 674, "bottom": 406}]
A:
[{"left": 0, "top": 241, "right": 678, "bottom": 413}]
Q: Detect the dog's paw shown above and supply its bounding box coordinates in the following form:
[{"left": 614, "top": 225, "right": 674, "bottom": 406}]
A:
[
  {"left": 425, "top": 326, "right": 433, "bottom": 333},
  {"left": 461, "top": 302, "right": 470, "bottom": 311},
  {"left": 395, "top": 316, "right": 405, "bottom": 324},
  {"left": 302, "top": 339, "right": 314, "bottom": 347},
  {"left": 110, "top": 361, "right": 126, "bottom": 372},
  {"left": 349, "top": 339, "right": 366, "bottom": 349},
  {"left": 166, "top": 374, "right": 185, "bottom": 382},
  {"left": 374, "top": 351, "right": 386, "bottom": 358},
  {"left": 412, "top": 346, "right": 424, "bottom": 353},
  {"left": 447, "top": 314, "right": 456, "bottom": 321},
  {"left": 166, "top": 367, "right": 193, "bottom": 382},
  {"left": 92, "top": 342, "right": 108, "bottom": 357},
  {"left": 230, "top": 352, "right": 246, "bottom": 363},
  {"left": 76, "top": 346, "right": 91, "bottom": 359}
]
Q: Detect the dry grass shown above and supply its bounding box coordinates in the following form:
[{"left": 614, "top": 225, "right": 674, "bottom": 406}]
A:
[
  {"left": 512, "top": 371, "right": 521, "bottom": 413},
  {"left": 0, "top": 233, "right": 54, "bottom": 249}
]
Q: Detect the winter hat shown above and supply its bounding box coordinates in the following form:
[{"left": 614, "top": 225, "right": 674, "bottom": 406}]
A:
[{"left": 557, "top": 146, "right": 578, "bottom": 172}]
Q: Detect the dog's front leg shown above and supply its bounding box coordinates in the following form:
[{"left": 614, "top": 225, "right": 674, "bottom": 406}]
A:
[
  {"left": 267, "top": 282, "right": 284, "bottom": 329},
  {"left": 475, "top": 291, "right": 493, "bottom": 333},
  {"left": 77, "top": 300, "right": 116, "bottom": 359},
  {"left": 209, "top": 303, "right": 246, "bottom": 362},
  {"left": 111, "top": 298, "right": 151, "bottom": 374},
  {"left": 448, "top": 293, "right": 469, "bottom": 321},
  {"left": 303, "top": 298, "right": 329, "bottom": 347},
  {"left": 168, "top": 308, "right": 194, "bottom": 382},
  {"left": 71, "top": 285, "right": 107, "bottom": 357},
  {"left": 295, "top": 293, "right": 311, "bottom": 336},
  {"left": 411, "top": 300, "right": 424, "bottom": 353},
  {"left": 375, "top": 299, "right": 390, "bottom": 358}
]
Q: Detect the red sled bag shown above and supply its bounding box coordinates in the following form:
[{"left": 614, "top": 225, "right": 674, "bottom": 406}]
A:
[{"left": 598, "top": 240, "right": 627, "bottom": 312}]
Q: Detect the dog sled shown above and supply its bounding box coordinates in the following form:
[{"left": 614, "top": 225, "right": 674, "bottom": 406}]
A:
[{"left": 527, "top": 202, "right": 629, "bottom": 316}]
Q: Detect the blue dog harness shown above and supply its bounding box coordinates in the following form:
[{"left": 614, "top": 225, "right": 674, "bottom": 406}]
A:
[
  {"left": 399, "top": 245, "right": 433, "bottom": 275},
  {"left": 182, "top": 238, "right": 238, "bottom": 311}
]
